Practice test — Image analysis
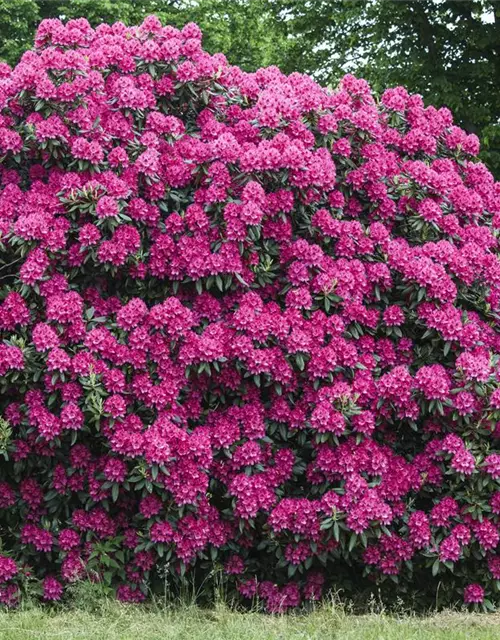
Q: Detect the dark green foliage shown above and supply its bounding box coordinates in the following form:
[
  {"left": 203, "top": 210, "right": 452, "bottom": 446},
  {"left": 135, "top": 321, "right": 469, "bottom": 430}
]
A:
[{"left": 270, "top": 0, "right": 500, "bottom": 176}]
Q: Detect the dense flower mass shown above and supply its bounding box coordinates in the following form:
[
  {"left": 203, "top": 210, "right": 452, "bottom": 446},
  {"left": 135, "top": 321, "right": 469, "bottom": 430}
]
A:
[{"left": 0, "top": 16, "right": 499, "bottom": 611}]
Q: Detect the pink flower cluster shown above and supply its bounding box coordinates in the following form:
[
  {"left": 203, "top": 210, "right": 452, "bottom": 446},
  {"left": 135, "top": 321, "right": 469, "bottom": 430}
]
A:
[{"left": 0, "top": 16, "right": 498, "bottom": 610}]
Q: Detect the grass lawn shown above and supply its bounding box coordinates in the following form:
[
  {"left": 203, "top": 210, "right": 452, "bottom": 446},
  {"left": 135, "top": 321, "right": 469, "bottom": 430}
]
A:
[{"left": 0, "top": 602, "right": 498, "bottom": 640}]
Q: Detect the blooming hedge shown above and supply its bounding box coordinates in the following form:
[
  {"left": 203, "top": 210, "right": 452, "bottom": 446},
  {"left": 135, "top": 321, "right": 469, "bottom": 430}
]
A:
[{"left": 0, "top": 16, "right": 499, "bottom": 611}]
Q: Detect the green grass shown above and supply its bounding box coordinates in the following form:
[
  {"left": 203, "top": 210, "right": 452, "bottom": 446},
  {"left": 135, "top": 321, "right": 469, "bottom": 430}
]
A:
[{"left": 0, "top": 601, "right": 498, "bottom": 640}]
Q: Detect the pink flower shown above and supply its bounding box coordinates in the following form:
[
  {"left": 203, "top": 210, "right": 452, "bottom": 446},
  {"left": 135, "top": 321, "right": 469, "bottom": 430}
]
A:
[
  {"left": 484, "top": 454, "right": 500, "bottom": 479},
  {"left": 463, "top": 583, "right": 484, "bottom": 604},
  {"left": 43, "top": 577, "right": 63, "bottom": 601},
  {"left": 383, "top": 306, "right": 405, "bottom": 326},
  {"left": 58, "top": 529, "right": 80, "bottom": 551},
  {"left": 0, "top": 556, "right": 17, "bottom": 581},
  {"left": 32, "top": 324, "right": 60, "bottom": 351},
  {"left": 96, "top": 196, "right": 119, "bottom": 219}
]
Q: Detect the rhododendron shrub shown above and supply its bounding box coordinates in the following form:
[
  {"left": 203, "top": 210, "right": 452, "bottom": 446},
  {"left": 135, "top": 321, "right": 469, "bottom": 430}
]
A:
[{"left": 0, "top": 16, "right": 499, "bottom": 611}]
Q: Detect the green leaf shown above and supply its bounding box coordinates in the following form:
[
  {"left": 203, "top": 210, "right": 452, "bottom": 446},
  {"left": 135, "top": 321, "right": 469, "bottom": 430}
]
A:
[{"left": 432, "top": 559, "right": 440, "bottom": 577}]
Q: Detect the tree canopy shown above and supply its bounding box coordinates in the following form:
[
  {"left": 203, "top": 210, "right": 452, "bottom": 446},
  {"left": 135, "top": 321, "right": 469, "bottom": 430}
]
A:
[{"left": 270, "top": 0, "right": 500, "bottom": 175}]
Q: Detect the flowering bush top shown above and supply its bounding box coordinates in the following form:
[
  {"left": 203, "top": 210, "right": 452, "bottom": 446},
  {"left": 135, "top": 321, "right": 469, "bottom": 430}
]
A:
[{"left": 0, "top": 15, "right": 499, "bottom": 611}]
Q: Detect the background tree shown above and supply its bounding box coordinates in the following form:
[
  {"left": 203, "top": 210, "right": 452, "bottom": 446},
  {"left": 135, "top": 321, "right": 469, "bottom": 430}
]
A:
[{"left": 270, "top": 0, "right": 500, "bottom": 175}]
